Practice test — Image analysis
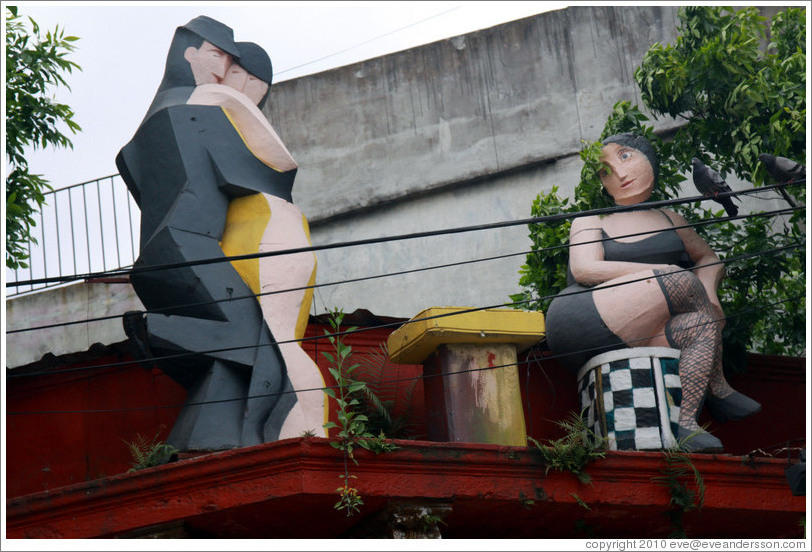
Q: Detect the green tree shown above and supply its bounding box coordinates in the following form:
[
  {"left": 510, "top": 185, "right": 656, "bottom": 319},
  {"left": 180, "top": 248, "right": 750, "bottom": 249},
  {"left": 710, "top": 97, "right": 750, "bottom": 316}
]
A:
[
  {"left": 5, "top": 6, "right": 81, "bottom": 269},
  {"left": 513, "top": 6, "right": 806, "bottom": 368}
]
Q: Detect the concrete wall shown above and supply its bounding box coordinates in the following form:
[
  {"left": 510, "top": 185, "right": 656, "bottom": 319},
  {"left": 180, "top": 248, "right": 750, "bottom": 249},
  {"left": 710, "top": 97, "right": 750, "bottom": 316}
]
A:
[
  {"left": 265, "top": 5, "right": 684, "bottom": 318},
  {"left": 6, "top": 281, "right": 142, "bottom": 369},
  {"left": 270, "top": 6, "right": 682, "bottom": 221}
]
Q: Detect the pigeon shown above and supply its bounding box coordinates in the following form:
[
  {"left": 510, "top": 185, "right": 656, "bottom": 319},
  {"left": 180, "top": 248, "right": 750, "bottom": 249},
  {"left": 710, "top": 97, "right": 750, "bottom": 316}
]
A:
[
  {"left": 691, "top": 157, "right": 739, "bottom": 217},
  {"left": 758, "top": 153, "right": 804, "bottom": 208},
  {"left": 758, "top": 153, "right": 806, "bottom": 183}
]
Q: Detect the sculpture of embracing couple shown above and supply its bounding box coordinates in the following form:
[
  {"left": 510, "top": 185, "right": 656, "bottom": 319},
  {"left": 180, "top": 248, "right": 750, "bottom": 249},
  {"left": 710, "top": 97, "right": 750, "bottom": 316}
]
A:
[{"left": 117, "top": 15, "right": 325, "bottom": 451}]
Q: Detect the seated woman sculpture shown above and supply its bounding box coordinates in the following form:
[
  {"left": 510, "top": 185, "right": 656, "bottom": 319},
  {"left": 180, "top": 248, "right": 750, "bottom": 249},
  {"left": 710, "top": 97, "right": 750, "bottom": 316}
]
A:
[{"left": 545, "top": 133, "right": 760, "bottom": 452}]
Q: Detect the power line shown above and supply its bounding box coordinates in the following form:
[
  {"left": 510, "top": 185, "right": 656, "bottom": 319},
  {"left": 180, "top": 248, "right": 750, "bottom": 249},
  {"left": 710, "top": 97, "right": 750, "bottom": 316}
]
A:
[
  {"left": 6, "top": 181, "right": 803, "bottom": 289},
  {"left": 7, "top": 291, "right": 803, "bottom": 416},
  {"left": 6, "top": 205, "right": 800, "bottom": 335},
  {"left": 7, "top": 241, "right": 803, "bottom": 379},
  {"left": 6, "top": 248, "right": 530, "bottom": 335},
  {"left": 274, "top": 6, "right": 461, "bottom": 76}
]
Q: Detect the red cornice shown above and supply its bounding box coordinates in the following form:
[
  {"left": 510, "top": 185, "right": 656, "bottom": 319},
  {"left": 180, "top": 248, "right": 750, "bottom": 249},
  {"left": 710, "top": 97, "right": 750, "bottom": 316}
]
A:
[{"left": 6, "top": 438, "right": 805, "bottom": 539}]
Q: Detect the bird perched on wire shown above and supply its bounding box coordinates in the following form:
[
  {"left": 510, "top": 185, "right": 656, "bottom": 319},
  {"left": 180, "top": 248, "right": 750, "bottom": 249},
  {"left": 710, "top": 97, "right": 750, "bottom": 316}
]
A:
[
  {"left": 758, "top": 153, "right": 804, "bottom": 207},
  {"left": 691, "top": 157, "right": 739, "bottom": 217},
  {"left": 759, "top": 153, "right": 806, "bottom": 183}
]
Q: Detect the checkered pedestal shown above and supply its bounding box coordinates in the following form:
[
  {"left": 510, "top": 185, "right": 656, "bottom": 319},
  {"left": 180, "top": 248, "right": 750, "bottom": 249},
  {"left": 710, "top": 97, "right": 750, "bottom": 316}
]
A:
[{"left": 576, "top": 347, "right": 682, "bottom": 451}]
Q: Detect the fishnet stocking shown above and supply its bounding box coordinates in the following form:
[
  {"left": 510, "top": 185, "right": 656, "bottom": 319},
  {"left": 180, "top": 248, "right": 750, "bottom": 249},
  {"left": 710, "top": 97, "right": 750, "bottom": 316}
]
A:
[
  {"left": 708, "top": 334, "right": 732, "bottom": 398},
  {"left": 654, "top": 269, "right": 724, "bottom": 430}
]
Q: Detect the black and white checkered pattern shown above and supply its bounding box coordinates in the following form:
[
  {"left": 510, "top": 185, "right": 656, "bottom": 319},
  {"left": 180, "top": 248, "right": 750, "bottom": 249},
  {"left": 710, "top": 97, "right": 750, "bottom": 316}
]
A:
[{"left": 577, "top": 348, "right": 682, "bottom": 451}]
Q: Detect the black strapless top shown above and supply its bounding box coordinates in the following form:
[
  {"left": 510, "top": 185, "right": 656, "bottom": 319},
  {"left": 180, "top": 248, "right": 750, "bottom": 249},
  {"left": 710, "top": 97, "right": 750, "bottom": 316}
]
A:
[
  {"left": 566, "top": 214, "right": 693, "bottom": 287},
  {"left": 601, "top": 228, "right": 691, "bottom": 266}
]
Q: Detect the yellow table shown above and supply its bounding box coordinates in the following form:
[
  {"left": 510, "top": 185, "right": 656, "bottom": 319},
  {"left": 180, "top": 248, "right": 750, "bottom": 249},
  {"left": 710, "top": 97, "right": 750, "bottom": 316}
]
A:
[{"left": 388, "top": 307, "right": 545, "bottom": 446}]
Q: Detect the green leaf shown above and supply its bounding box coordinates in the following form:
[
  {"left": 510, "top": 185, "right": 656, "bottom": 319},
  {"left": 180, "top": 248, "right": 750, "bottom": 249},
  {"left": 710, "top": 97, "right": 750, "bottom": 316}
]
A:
[{"left": 5, "top": 7, "right": 82, "bottom": 267}]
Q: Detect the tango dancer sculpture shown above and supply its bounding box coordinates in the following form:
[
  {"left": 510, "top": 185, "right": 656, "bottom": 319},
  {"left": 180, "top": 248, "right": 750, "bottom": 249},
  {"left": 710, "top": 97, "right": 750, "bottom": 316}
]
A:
[{"left": 118, "top": 16, "right": 325, "bottom": 451}]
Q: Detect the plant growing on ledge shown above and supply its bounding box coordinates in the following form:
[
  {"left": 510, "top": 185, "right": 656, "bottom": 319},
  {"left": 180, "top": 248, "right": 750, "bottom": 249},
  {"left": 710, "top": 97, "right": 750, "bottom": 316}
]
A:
[
  {"left": 322, "top": 308, "right": 398, "bottom": 516},
  {"left": 527, "top": 409, "right": 608, "bottom": 485},
  {"left": 651, "top": 433, "right": 706, "bottom": 538},
  {"left": 122, "top": 431, "right": 178, "bottom": 472},
  {"left": 355, "top": 341, "right": 421, "bottom": 439}
]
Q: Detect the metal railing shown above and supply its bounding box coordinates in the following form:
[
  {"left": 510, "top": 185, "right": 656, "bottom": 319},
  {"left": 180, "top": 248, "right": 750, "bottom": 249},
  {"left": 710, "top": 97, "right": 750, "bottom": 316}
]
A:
[{"left": 6, "top": 174, "right": 140, "bottom": 297}]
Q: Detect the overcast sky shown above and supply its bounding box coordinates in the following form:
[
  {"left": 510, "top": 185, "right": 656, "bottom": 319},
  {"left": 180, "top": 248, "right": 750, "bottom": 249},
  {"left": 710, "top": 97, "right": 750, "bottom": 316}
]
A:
[{"left": 13, "top": 1, "right": 562, "bottom": 192}]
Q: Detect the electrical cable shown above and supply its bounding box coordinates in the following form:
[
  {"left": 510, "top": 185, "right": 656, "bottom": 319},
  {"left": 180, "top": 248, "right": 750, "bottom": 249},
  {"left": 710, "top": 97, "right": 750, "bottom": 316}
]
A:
[
  {"left": 10, "top": 240, "right": 805, "bottom": 375},
  {"left": 7, "top": 241, "right": 803, "bottom": 379},
  {"left": 6, "top": 180, "right": 803, "bottom": 288},
  {"left": 275, "top": 6, "right": 461, "bottom": 76},
  {"left": 7, "top": 205, "right": 800, "bottom": 335},
  {"left": 11, "top": 181, "right": 803, "bottom": 288},
  {"left": 6, "top": 248, "right": 532, "bottom": 335},
  {"left": 6, "top": 291, "right": 803, "bottom": 416}
]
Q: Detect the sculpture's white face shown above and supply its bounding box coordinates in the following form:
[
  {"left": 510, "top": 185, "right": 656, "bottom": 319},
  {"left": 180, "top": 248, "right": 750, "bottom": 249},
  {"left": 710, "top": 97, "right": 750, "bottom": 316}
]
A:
[
  {"left": 222, "top": 63, "right": 269, "bottom": 105},
  {"left": 184, "top": 41, "right": 232, "bottom": 85},
  {"left": 599, "top": 142, "right": 655, "bottom": 205}
]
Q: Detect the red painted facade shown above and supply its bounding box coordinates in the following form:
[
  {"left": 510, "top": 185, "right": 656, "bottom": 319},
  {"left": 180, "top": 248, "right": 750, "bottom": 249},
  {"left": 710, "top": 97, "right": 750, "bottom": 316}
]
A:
[
  {"left": 6, "top": 313, "right": 424, "bottom": 498},
  {"left": 6, "top": 439, "right": 806, "bottom": 539},
  {"left": 5, "top": 312, "right": 808, "bottom": 538}
]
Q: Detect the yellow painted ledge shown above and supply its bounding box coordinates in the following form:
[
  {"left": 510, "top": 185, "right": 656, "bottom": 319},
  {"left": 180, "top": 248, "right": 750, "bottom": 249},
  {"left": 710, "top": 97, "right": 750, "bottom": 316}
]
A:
[{"left": 387, "top": 307, "right": 545, "bottom": 365}]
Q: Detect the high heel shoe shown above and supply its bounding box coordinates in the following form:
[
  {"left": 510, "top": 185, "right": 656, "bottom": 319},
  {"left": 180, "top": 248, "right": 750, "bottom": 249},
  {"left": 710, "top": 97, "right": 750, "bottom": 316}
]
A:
[
  {"left": 704, "top": 391, "right": 761, "bottom": 423},
  {"left": 677, "top": 425, "right": 724, "bottom": 453}
]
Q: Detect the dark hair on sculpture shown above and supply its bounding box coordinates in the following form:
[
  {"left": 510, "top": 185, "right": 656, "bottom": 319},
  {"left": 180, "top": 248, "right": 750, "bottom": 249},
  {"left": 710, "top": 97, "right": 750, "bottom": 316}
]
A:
[
  {"left": 236, "top": 41, "right": 273, "bottom": 109},
  {"left": 601, "top": 132, "right": 660, "bottom": 185},
  {"left": 142, "top": 16, "right": 238, "bottom": 122},
  {"left": 157, "top": 17, "right": 238, "bottom": 93},
  {"left": 601, "top": 132, "right": 660, "bottom": 201},
  {"left": 182, "top": 15, "right": 239, "bottom": 56}
]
